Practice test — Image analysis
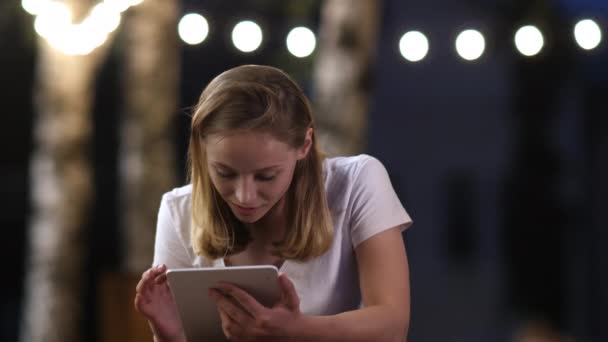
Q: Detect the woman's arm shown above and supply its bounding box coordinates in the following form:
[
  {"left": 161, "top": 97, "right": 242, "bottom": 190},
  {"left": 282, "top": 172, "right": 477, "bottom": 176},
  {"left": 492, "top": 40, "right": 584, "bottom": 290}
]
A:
[
  {"left": 290, "top": 226, "right": 410, "bottom": 342},
  {"left": 135, "top": 264, "right": 186, "bottom": 342},
  {"left": 135, "top": 194, "right": 192, "bottom": 341}
]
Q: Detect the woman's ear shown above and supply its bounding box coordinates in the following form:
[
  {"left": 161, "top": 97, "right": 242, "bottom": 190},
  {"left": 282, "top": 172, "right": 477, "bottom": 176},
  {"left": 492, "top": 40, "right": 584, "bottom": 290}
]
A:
[{"left": 297, "top": 127, "right": 313, "bottom": 160}]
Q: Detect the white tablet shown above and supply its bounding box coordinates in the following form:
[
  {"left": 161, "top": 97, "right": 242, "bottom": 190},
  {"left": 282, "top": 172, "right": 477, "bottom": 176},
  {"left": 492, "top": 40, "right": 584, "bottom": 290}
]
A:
[{"left": 166, "top": 265, "right": 280, "bottom": 341}]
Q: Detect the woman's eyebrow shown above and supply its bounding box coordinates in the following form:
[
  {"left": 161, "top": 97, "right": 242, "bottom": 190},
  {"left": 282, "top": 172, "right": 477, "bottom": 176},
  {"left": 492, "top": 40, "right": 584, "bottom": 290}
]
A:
[{"left": 212, "top": 162, "right": 281, "bottom": 172}]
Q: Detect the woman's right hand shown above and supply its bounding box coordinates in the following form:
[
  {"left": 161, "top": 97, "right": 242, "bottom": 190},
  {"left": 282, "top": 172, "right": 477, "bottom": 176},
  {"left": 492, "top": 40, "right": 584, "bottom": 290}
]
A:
[{"left": 134, "top": 264, "right": 185, "bottom": 342}]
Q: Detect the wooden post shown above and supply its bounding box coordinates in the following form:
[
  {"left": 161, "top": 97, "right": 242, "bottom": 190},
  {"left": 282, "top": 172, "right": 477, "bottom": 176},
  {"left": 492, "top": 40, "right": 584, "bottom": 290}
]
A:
[
  {"left": 20, "top": 1, "right": 114, "bottom": 341},
  {"left": 312, "top": 0, "right": 382, "bottom": 156}
]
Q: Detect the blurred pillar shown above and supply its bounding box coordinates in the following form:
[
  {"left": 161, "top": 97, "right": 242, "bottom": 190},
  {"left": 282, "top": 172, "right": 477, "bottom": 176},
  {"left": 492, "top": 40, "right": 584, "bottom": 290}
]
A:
[
  {"left": 312, "top": 0, "right": 382, "bottom": 156},
  {"left": 502, "top": 0, "right": 574, "bottom": 334},
  {"left": 20, "top": 1, "right": 114, "bottom": 341},
  {"left": 582, "top": 70, "right": 608, "bottom": 341},
  {"left": 119, "top": 0, "right": 179, "bottom": 274}
]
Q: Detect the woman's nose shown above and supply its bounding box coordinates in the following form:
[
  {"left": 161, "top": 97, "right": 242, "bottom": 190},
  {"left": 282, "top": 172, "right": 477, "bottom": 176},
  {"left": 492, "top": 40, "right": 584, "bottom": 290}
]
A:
[{"left": 234, "top": 177, "right": 257, "bottom": 204}]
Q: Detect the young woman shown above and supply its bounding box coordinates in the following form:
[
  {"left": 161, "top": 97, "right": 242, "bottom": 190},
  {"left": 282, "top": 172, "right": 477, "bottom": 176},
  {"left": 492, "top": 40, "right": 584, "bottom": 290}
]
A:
[{"left": 134, "top": 65, "right": 412, "bottom": 342}]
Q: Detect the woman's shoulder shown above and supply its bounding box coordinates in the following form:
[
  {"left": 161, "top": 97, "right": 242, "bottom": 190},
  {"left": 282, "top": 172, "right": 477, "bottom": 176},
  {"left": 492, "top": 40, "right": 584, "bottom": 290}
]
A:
[
  {"left": 323, "top": 154, "right": 383, "bottom": 180},
  {"left": 162, "top": 184, "right": 193, "bottom": 201},
  {"left": 160, "top": 184, "right": 193, "bottom": 218},
  {"left": 322, "top": 154, "right": 388, "bottom": 205}
]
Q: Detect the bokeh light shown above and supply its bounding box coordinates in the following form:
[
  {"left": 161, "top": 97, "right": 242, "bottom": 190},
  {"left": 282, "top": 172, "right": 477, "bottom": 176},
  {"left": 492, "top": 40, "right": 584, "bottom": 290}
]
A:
[
  {"left": 178, "top": 13, "right": 209, "bottom": 45},
  {"left": 574, "top": 19, "right": 602, "bottom": 50},
  {"left": 232, "top": 20, "right": 263, "bottom": 53},
  {"left": 455, "top": 29, "right": 485, "bottom": 61},
  {"left": 286, "top": 27, "right": 316, "bottom": 58},
  {"left": 399, "top": 31, "right": 429, "bottom": 62},
  {"left": 515, "top": 25, "right": 544, "bottom": 57}
]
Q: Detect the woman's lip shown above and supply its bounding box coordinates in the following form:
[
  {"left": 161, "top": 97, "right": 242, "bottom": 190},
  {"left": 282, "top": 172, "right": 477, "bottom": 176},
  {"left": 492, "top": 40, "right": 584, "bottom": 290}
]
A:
[
  {"left": 234, "top": 204, "right": 257, "bottom": 210},
  {"left": 232, "top": 204, "right": 259, "bottom": 215}
]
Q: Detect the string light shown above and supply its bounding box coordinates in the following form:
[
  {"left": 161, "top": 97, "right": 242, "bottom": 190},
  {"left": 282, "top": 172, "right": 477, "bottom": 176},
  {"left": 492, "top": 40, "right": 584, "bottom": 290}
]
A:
[
  {"left": 574, "top": 19, "right": 602, "bottom": 50},
  {"left": 178, "top": 13, "right": 209, "bottom": 45},
  {"left": 22, "top": 3, "right": 605, "bottom": 60},
  {"left": 514, "top": 25, "right": 544, "bottom": 57},
  {"left": 399, "top": 31, "right": 429, "bottom": 62},
  {"left": 455, "top": 29, "right": 485, "bottom": 61},
  {"left": 232, "top": 20, "right": 263, "bottom": 53},
  {"left": 22, "top": 0, "right": 49, "bottom": 15},
  {"left": 286, "top": 27, "right": 316, "bottom": 58},
  {"left": 22, "top": 0, "right": 144, "bottom": 56}
]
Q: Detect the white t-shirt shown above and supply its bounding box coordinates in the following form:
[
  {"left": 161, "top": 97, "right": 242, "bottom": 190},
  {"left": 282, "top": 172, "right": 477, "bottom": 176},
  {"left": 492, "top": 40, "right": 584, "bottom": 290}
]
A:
[{"left": 153, "top": 154, "right": 412, "bottom": 315}]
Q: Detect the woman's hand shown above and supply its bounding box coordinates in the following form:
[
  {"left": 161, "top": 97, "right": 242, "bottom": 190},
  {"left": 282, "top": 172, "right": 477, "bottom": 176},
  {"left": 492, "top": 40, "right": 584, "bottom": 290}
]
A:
[
  {"left": 209, "top": 273, "right": 302, "bottom": 341},
  {"left": 134, "top": 264, "right": 185, "bottom": 342}
]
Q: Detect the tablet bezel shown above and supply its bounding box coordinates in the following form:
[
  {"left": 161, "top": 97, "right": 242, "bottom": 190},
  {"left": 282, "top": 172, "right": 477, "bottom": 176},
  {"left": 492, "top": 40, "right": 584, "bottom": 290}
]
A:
[{"left": 166, "top": 265, "right": 280, "bottom": 341}]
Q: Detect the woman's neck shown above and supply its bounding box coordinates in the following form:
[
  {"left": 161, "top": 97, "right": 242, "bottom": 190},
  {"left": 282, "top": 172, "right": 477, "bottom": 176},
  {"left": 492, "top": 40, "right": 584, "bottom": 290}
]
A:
[
  {"left": 248, "top": 195, "right": 288, "bottom": 245},
  {"left": 226, "top": 196, "right": 288, "bottom": 268}
]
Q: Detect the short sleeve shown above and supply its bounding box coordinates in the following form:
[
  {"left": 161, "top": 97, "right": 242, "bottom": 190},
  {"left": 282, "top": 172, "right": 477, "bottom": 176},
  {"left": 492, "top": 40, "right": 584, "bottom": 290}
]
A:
[
  {"left": 349, "top": 157, "right": 412, "bottom": 247},
  {"left": 152, "top": 193, "right": 193, "bottom": 269}
]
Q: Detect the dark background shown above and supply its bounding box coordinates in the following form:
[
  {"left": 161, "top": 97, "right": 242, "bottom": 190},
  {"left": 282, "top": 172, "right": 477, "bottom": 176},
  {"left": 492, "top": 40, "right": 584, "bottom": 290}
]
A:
[{"left": 1, "top": 0, "right": 607, "bottom": 341}]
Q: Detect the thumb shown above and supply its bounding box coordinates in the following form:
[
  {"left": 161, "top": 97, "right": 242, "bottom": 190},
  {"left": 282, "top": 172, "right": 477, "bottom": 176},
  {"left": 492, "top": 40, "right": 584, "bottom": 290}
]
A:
[{"left": 278, "top": 273, "right": 300, "bottom": 311}]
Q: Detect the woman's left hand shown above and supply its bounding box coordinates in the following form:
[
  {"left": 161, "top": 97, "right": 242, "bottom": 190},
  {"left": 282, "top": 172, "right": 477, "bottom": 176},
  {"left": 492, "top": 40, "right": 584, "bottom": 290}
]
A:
[{"left": 209, "top": 273, "right": 302, "bottom": 341}]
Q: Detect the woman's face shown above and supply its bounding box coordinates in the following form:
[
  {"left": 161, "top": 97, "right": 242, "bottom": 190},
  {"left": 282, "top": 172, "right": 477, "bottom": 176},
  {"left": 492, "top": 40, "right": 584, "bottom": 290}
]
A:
[{"left": 206, "top": 130, "right": 311, "bottom": 223}]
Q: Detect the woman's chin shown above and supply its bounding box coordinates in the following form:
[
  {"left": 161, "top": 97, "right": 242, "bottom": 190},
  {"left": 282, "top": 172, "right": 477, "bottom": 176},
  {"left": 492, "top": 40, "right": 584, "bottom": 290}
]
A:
[
  {"left": 235, "top": 214, "right": 262, "bottom": 223},
  {"left": 232, "top": 209, "right": 267, "bottom": 223}
]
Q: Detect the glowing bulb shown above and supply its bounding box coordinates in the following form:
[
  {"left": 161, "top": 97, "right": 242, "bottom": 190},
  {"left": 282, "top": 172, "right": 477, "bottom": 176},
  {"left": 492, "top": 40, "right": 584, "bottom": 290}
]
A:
[
  {"left": 574, "top": 19, "right": 602, "bottom": 50},
  {"left": 23, "top": 0, "right": 145, "bottom": 55},
  {"left": 33, "top": 1, "right": 72, "bottom": 39},
  {"left": 178, "top": 13, "right": 209, "bottom": 45},
  {"left": 455, "top": 29, "right": 485, "bottom": 61},
  {"left": 89, "top": 3, "right": 121, "bottom": 34},
  {"left": 286, "top": 27, "right": 316, "bottom": 58},
  {"left": 21, "top": 0, "right": 51, "bottom": 15},
  {"left": 103, "top": 0, "right": 131, "bottom": 13},
  {"left": 232, "top": 20, "right": 263, "bottom": 53},
  {"left": 399, "top": 31, "right": 429, "bottom": 62},
  {"left": 515, "top": 25, "right": 544, "bottom": 57}
]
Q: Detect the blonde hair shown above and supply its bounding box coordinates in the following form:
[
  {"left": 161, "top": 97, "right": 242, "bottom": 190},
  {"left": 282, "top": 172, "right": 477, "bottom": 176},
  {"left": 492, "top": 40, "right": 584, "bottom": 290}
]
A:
[{"left": 188, "top": 65, "right": 333, "bottom": 262}]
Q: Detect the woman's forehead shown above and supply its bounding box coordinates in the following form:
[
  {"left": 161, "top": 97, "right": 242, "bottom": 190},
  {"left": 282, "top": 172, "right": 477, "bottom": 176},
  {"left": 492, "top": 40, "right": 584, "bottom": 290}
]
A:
[{"left": 205, "top": 132, "right": 294, "bottom": 171}]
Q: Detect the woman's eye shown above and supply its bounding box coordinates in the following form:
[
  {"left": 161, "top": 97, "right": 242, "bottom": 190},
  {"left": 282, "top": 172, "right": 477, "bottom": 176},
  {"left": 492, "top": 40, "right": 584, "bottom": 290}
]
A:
[
  {"left": 216, "top": 171, "right": 235, "bottom": 179},
  {"left": 256, "top": 174, "right": 275, "bottom": 182}
]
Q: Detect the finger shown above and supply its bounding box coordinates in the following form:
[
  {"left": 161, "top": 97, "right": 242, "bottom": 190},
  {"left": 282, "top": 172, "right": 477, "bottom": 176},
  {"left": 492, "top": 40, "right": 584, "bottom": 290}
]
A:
[
  {"left": 134, "top": 293, "right": 144, "bottom": 312},
  {"left": 215, "top": 282, "right": 266, "bottom": 317},
  {"left": 154, "top": 265, "right": 169, "bottom": 285},
  {"left": 278, "top": 273, "right": 300, "bottom": 311},
  {"left": 136, "top": 269, "right": 153, "bottom": 293},
  {"left": 150, "top": 264, "right": 165, "bottom": 273},
  {"left": 136, "top": 265, "right": 165, "bottom": 293},
  {"left": 134, "top": 292, "right": 152, "bottom": 313},
  {"left": 218, "top": 307, "right": 241, "bottom": 340},
  {"left": 154, "top": 272, "right": 168, "bottom": 284},
  {"left": 218, "top": 309, "right": 232, "bottom": 340},
  {"left": 211, "top": 288, "right": 254, "bottom": 325}
]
